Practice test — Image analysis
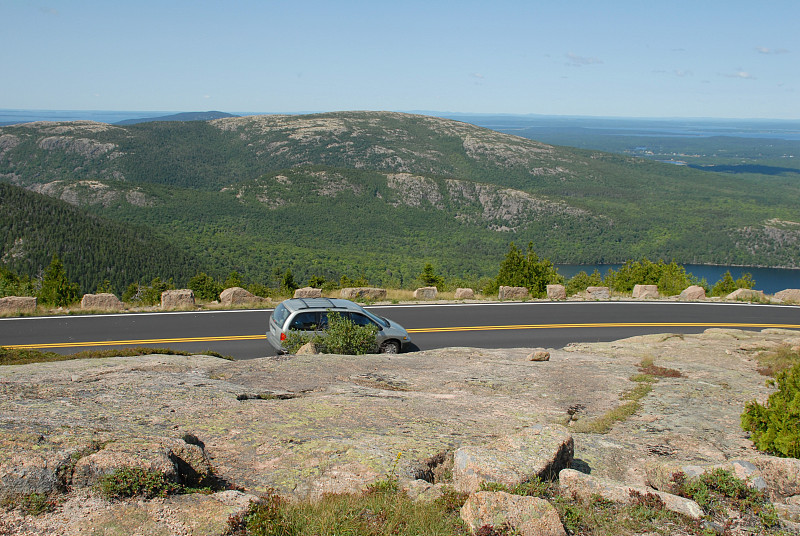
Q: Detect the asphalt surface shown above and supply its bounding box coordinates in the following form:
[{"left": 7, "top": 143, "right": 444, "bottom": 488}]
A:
[{"left": 2, "top": 301, "right": 800, "bottom": 359}]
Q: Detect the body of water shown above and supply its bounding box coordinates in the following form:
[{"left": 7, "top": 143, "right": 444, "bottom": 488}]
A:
[{"left": 555, "top": 264, "right": 800, "bottom": 295}]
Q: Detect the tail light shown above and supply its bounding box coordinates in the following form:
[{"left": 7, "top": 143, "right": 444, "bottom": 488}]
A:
[{"left": 280, "top": 332, "right": 286, "bottom": 341}]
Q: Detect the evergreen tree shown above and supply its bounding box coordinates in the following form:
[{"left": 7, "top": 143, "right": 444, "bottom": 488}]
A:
[
  {"left": 188, "top": 272, "right": 222, "bottom": 301},
  {"left": 490, "top": 242, "right": 563, "bottom": 298},
  {"left": 38, "top": 254, "right": 81, "bottom": 306},
  {"left": 418, "top": 263, "right": 444, "bottom": 288},
  {"left": 281, "top": 269, "right": 298, "bottom": 293}
]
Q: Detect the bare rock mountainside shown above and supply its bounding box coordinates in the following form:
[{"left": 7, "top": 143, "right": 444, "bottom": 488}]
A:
[
  {"left": 2, "top": 112, "right": 799, "bottom": 292},
  {"left": 2, "top": 328, "right": 800, "bottom": 534}
]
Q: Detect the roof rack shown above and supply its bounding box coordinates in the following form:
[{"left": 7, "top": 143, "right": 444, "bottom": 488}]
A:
[{"left": 294, "top": 297, "right": 337, "bottom": 309}]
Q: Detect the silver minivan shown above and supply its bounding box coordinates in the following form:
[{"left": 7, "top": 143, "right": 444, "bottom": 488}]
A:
[{"left": 267, "top": 298, "right": 411, "bottom": 354}]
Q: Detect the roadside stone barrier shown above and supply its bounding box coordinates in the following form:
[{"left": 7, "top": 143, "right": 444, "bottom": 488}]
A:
[
  {"left": 632, "top": 284, "right": 659, "bottom": 299},
  {"left": 0, "top": 296, "right": 36, "bottom": 315},
  {"left": 455, "top": 287, "right": 475, "bottom": 299},
  {"left": 498, "top": 286, "right": 529, "bottom": 300},
  {"left": 413, "top": 286, "right": 438, "bottom": 299},
  {"left": 161, "top": 289, "right": 195, "bottom": 309},
  {"left": 293, "top": 287, "right": 322, "bottom": 299},
  {"left": 547, "top": 284, "right": 566, "bottom": 300},
  {"left": 586, "top": 286, "right": 610, "bottom": 300},
  {"left": 679, "top": 285, "right": 706, "bottom": 300},
  {"left": 775, "top": 289, "right": 800, "bottom": 304},
  {"left": 339, "top": 287, "right": 387, "bottom": 300},
  {"left": 81, "top": 293, "right": 123, "bottom": 310}
]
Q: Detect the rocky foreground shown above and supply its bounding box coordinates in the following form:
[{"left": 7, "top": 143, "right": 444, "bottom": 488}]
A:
[{"left": 2, "top": 328, "right": 800, "bottom": 534}]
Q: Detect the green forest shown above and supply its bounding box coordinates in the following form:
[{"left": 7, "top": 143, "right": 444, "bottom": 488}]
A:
[{"left": 1, "top": 111, "right": 799, "bottom": 293}]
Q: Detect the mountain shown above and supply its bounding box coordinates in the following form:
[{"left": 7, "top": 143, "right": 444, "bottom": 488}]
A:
[
  {"left": 0, "top": 182, "right": 204, "bottom": 294},
  {"left": 115, "top": 111, "right": 238, "bottom": 125},
  {"left": 1, "top": 111, "right": 798, "bottom": 288}
]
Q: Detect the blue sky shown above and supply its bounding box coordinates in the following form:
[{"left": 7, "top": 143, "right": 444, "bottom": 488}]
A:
[{"left": 1, "top": 0, "right": 798, "bottom": 119}]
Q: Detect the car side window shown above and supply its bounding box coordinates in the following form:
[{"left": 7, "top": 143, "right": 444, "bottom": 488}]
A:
[
  {"left": 290, "top": 312, "right": 319, "bottom": 330},
  {"left": 349, "top": 312, "right": 377, "bottom": 328}
]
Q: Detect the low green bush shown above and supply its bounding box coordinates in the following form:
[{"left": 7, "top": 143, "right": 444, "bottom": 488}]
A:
[
  {"left": 1, "top": 492, "right": 56, "bottom": 516},
  {"left": 604, "top": 258, "right": 705, "bottom": 296},
  {"left": 122, "top": 277, "right": 175, "bottom": 306},
  {"left": 741, "top": 362, "right": 800, "bottom": 458},
  {"left": 95, "top": 467, "right": 183, "bottom": 500},
  {"left": 565, "top": 269, "right": 603, "bottom": 296},
  {"left": 710, "top": 271, "right": 755, "bottom": 297},
  {"left": 284, "top": 311, "right": 378, "bottom": 355},
  {"left": 673, "top": 468, "right": 780, "bottom": 527}
]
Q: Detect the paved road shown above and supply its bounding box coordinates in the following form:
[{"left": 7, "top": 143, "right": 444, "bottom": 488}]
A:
[{"left": 2, "top": 301, "right": 800, "bottom": 359}]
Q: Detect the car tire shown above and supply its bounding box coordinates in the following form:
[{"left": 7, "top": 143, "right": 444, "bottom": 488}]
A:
[{"left": 379, "top": 340, "right": 400, "bottom": 354}]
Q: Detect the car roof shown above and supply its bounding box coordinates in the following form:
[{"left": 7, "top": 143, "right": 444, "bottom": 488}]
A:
[{"left": 281, "top": 298, "right": 363, "bottom": 313}]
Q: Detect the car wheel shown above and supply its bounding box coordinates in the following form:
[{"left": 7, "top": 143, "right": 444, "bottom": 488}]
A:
[{"left": 379, "top": 340, "right": 400, "bottom": 354}]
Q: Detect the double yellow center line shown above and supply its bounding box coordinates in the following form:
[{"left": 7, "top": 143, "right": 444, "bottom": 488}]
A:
[{"left": 5, "top": 322, "right": 800, "bottom": 350}]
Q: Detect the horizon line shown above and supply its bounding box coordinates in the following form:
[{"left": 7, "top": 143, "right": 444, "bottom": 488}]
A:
[{"left": 1, "top": 108, "right": 799, "bottom": 123}]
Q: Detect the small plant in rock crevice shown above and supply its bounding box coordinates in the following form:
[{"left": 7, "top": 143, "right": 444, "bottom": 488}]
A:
[
  {"left": 94, "top": 467, "right": 183, "bottom": 500},
  {"left": 1, "top": 492, "right": 57, "bottom": 516}
]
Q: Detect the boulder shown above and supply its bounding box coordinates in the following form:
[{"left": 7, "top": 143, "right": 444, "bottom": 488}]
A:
[
  {"left": 547, "top": 284, "right": 566, "bottom": 300},
  {"left": 559, "top": 468, "right": 702, "bottom": 520},
  {"left": 460, "top": 491, "right": 566, "bottom": 536},
  {"left": 295, "top": 342, "right": 319, "bottom": 355},
  {"left": 339, "top": 287, "right": 387, "bottom": 300},
  {"left": 748, "top": 455, "right": 800, "bottom": 501},
  {"left": 455, "top": 287, "right": 475, "bottom": 299},
  {"left": 776, "top": 503, "right": 800, "bottom": 524},
  {"left": 679, "top": 285, "right": 706, "bottom": 300},
  {"left": 306, "top": 461, "right": 381, "bottom": 500},
  {"left": 60, "top": 490, "right": 259, "bottom": 536},
  {"left": 81, "top": 293, "right": 123, "bottom": 310},
  {"left": 725, "top": 288, "right": 766, "bottom": 301},
  {"left": 0, "top": 296, "right": 36, "bottom": 315},
  {"left": 586, "top": 286, "right": 610, "bottom": 300},
  {"left": 774, "top": 289, "right": 800, "bottom": 304},
  {"left": 414, "top": 286, "right": 438, "bottom": 300},
  {"left": 453, "top": 424, "right": 573, "bottom": 493},
  {"left": 644, "top": 460, "right": 768, "bottom": 496},
  {"left": 221, "top": 286, "right": 266, "bottom": 305},
  {"left": 498, "top": 286, "right": 529, "bottom": 300},
  {"left": 71, "top": 436, "right": 212, "bottom": 489},
  {"left": 528, "top": 350, "right": 551, "bottom": 362},
  {"left": 160, "top": 289, "right": 195, "bottom": 309},
  {"left": 0, "top": 451, "right": 69, "bottom": 498},
  {"left": 632, "top": 284, "right": 659, "bottom": 299},
  {"left": 294, "top": 286, "right": 322, "bottom": 299}
]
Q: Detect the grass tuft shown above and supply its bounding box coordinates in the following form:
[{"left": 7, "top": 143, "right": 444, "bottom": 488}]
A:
[{"left": 0, "top": 346, "right": 233, "bottom": 366}]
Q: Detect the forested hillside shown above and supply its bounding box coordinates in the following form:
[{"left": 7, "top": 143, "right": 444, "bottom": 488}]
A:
[
  {"left": 1, "top": 112, "right": 799, "bottom": 287},
  {"left": 0, "top": 182, "right": 204, "bottom": 294}
]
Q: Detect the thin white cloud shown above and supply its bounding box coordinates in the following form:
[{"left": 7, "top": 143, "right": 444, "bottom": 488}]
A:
[
  {"left": 565, "top": 52, "right": 603, "bottom": 67},
  {"left": 756, "top": 47, "right": 790, "bottom": 55},
  {"left": 470, "top": 73, "right": 485, "bottom": 80},
  {"left": 40, "top": 7, "right": 59, "bottom": 15},
  {"left": 674, "top": 69, "right": 693, "bottom": 78},
  {"left": 720, "top": 70, "right": 756, "bottom": 80}
]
